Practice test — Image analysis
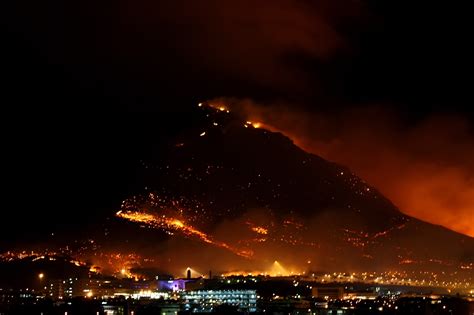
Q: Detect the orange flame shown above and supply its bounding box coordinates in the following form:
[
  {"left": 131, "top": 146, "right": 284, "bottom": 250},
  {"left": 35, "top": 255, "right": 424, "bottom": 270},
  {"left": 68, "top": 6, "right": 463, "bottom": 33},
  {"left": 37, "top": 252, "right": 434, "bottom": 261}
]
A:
[{"left": 116, "top": 210, "right": 253, "bottom": 258}]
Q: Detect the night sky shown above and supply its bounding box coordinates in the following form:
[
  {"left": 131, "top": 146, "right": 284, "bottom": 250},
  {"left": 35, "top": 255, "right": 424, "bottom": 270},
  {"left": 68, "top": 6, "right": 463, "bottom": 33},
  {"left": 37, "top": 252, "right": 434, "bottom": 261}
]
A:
[{"left": 2, "top": 0, "right": 473, "bottom": 246}]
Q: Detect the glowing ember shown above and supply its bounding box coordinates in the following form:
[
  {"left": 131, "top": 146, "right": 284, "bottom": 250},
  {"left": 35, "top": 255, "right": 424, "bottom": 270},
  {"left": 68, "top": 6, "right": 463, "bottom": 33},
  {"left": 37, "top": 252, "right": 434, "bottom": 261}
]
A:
[
  {"left": 116, "top": 210, "right": 253, "bottom": 258},
  {"left": 201, "top": 101, "right": 230, "bottom": 113},
  {"left": 251, "top": 226, "right": 268, "bottom": 235}
]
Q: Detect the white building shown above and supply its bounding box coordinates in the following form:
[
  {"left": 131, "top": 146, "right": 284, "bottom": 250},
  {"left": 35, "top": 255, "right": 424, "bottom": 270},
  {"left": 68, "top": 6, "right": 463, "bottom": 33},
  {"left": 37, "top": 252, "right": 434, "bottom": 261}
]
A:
[{"left": 181, "top": 290, "right": 257, "bottom": 313}]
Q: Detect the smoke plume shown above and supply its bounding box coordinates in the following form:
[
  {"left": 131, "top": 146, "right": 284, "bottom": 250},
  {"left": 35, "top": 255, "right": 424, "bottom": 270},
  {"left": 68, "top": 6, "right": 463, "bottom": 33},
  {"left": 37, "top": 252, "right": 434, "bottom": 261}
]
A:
[{"left": 208, "top": 98, "right": 474, "bottom": 237}]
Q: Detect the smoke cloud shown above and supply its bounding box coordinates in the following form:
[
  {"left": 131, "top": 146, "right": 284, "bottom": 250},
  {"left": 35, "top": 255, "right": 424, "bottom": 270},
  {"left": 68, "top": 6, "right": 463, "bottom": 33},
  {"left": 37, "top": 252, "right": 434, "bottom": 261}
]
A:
[
  {"left": 9, "top": 0, "right": 369, "bottom": 106},
  {"left": 115, "top": 0, "right": 360, "bottom": 94}
]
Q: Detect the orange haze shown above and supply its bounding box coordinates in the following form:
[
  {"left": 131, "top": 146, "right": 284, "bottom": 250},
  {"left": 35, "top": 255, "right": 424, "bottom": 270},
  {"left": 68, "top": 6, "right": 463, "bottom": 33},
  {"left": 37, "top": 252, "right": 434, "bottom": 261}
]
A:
[{"left": 209, "top": 98, "right": 474, "bottom": 237}]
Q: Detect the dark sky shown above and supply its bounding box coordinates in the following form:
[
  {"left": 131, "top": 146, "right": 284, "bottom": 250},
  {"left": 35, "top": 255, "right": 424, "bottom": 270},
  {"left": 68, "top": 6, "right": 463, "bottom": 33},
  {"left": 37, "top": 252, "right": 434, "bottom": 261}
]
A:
[
  {"left": 1, "top": 0, "right": 473, "bottom": 244},
  {"left": 3, "top": 0, "right": 473, "bottom": 114}
]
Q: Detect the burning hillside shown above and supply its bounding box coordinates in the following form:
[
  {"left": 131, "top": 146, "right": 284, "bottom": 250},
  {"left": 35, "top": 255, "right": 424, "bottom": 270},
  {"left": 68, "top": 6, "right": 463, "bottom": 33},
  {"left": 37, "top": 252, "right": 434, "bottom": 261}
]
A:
[{"left": 107, "top": 103, "right": 473, "bottom": 277}]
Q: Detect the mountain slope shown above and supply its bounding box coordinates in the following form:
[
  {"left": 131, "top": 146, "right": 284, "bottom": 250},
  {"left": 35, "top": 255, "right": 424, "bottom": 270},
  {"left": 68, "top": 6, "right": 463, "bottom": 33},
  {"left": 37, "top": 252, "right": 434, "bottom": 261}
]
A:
[{"left": 112, "top": 104, "right": 473, "bottom": 274}]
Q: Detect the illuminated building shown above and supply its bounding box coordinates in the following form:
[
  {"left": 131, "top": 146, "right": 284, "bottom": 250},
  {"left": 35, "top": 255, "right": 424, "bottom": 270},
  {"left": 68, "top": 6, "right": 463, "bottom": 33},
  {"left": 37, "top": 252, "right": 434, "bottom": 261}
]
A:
[
  {"left": 181, "top": 290, "right": 257, "bottom": 313},
  {"left": 45, "top": 278, "right": 74, "bottom": 300},
  {"left": 157, "top": 273, "right": 207, "bottom": 292},
  {"left": 157, "top": 279, "right": 188, "bottom": 292},
  {"left": 343, "top": 291, "right": 378, "bottom": 300},
  {"left": 130, "top": 291, "right": 169, "bottom": 299}
]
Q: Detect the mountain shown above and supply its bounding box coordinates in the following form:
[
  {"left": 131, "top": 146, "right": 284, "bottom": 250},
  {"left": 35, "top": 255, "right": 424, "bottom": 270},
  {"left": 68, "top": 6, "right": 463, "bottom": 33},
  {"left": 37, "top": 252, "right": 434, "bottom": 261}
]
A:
[
  {"left": 108, "top": 104, "right": 473, "bottom": 276},
  {"left": 2, "top": 104, "right": 472, "bottom": 283}
]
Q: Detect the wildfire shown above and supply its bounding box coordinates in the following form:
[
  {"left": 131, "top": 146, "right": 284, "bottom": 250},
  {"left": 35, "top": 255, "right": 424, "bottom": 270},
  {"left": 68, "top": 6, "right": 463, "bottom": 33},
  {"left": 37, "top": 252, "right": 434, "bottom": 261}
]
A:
[
  {"left": 220, "top": 261, "right": 304, "bottom": 277},
  {"left": 201, "top": 101, "right": 230, "bottom": 113},
  {"left": 251, "top": 226, "right": 268, "bottom": 235},
  {"left": 116, "top": 210, "right": 253, "bottom": 258},
  {"left": 244, "top": 121, "right": 262, "bottom": 129}
]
